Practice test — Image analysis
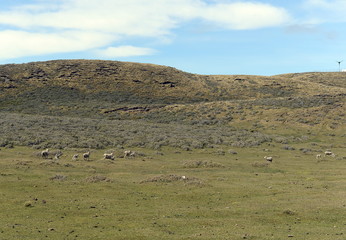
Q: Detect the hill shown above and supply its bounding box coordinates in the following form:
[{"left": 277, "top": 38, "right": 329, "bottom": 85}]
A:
[
  {"left": 0, "top": 60, "right": 345, "bottom": 103},
  {"left": 0, "top": 59, "right": 345, "bottom": 149}
]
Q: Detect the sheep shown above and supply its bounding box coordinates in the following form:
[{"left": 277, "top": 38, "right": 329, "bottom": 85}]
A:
[
  {"left": 54, "top": 152, "right": 62, "bottom": 161},
  {"left": 72, "top": 154, "right": 79, "bottom": 161},
  {"left": 264, "top": 156, "right": 273, "bottom": 162},
  {"left": 41, "top": 149, "right": 49, "bottom": 159},
  {"left": 124, "top": 150, "right": 131, "bottom": 158},
  {"left": 316, "top": 154, "right": 322, "bottom": 159},
  {"left": 83, "top": 151, "right": 90, "bottom": 161},
  {"left": 124, "top": 150, "right": 135, "bottom": 158},
  {"left": 324, "top": 151, "right": 335, "bottom": 157},
  {"left": 103, "top": 152, "right": 115, "bottom": 160}
]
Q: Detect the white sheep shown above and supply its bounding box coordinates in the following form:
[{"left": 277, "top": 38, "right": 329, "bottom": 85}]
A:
[
  {"left": 41, "top": 149, "right": 49, "bottom": 158},
  {"left": 103, "top": 152, "right": 115, "bottom": 160},
  {"left": 72, "top": 154, "right": 79, "bottom": 161},
  {"left": 54, "top": 152, "right": 62, "bottom": 161},
  {"left": 324, "top": 151, "right": 335, "bottom": 157},
  {"left": 264, "top": 156, "right": 273, "bottom": 162},
  {"left": 83, "top": 151, "right": 90, "bottom": 160},
  {"left": 124, "top": 150, "right": 135, "bottom": 158},
  {"left": 316, "top": 154, "right": 322, "bottom": 159}
]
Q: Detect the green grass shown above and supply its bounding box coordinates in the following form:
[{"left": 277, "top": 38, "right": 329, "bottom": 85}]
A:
[{"left": 0, "top": 144, "right": 345, "bottom": 239}]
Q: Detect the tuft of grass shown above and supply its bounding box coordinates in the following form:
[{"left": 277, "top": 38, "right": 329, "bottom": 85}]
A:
[
  {"left": 140, "top": 174, "right": 185, "bottom": 183},
  {"left": 85, "top": 175, "right": 111, "bottom": 183},
  {"left": 283, "top": 209, "right": 296, "bottom": 215},
  {"left": 183, "top": 160, "right": 224, "bottom": 168},
  {"left": 49, "top": 174, "right": 67, "bottom": 181},
  {"left": 251, "top": 161, "right": 269, "bottom": 168}
]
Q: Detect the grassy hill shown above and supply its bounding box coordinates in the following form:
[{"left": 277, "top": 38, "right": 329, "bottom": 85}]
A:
[
  {"left": 1, "top": 60, "right": 344, "bottom": 103},
  {"left": 0, "top": 59, "right": 345, "bottom": 149}
]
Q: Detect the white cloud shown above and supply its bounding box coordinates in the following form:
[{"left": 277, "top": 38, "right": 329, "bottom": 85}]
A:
[
  {"left": 96, "top": 46, "right": 156, "bottom": 58},
  {"left": 0, "top": 30, "right": 114, "bottom": 60},
  {"left": 0, "top": 0, "right": 291, "bottom": 60},
  {"left": 203, "top": 2, "right": 290, "bottom": 30},
  {"left": 0, "top": 0, "right": 291, "bottom": 33}
]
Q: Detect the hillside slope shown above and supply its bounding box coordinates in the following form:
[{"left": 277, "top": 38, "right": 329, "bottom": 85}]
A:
[
  {"left": 0, "top": 60, "right": 345, "bottom": 132},
  {"left": 1, "top": 60, "right": 344, "bottom": 102}
]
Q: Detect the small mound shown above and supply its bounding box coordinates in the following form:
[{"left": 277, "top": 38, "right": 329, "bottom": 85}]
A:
[
  {"left": 251, "top": 162, "right": 269, "bottom": 168},
  {"left": 39, "top": 161, "right": 60, "bottom": 166},
  {"left": 140, "top": 174, "right": 205, "bottom": 186},
  {"left": 15, "top": 160, "right": 33, "bottom": 166},
  {"left": 183, "top": 160, "right": 224, "bottom": 168},
  {"left": 85, "top": 175, "right": 112, "bottom": 183},
  {"left": 49, "top": 174, "right": 67, "bottom": 181},
  {"left": 140, "top": 174, "right": 183, "bottom": 183}
]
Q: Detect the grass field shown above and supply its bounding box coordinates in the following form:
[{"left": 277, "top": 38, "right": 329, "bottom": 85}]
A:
[{"left": 1, "top": 142, "right": 345, "bottom": 240}]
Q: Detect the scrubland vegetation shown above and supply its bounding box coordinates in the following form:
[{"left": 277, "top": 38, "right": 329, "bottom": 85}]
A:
[{"left": 0, "top": 60, "right": 345, "bottom": 239}]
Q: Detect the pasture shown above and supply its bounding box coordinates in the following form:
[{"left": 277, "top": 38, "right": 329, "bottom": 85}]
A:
[{"left": 0, "top": 143, "right": 345, "bottom": 239}]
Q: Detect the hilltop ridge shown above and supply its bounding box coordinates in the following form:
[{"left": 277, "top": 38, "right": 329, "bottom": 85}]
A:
[{"left": 1, "top": 60, "right": 345, "bottom": 102}]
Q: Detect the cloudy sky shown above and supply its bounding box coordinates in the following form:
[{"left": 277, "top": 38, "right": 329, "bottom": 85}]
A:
[{"left": 0, "top": 0, "right": 346, "bottom": 75}]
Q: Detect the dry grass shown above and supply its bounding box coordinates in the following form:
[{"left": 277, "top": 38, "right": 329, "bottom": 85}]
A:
[
  {"left": 140, "top": 174, "right": 205, "bottom": 186},
  {"left": 251, "top": 161, "right": 269, "bottom": 168},
  {"left": 49, "top": 174, "right": 67, "bottom": 181},
  {"left": 85, "top": 175, "right": 112, "bottom": 183},
  {"left": 183, "top": 160, "right": 225, "bottom": 168},
  {"left": 140, "top": 174, "right": 186, "bottom": 183}
]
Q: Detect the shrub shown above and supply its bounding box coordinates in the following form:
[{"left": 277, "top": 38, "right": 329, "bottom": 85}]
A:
[
  {"left": 283, "top": 145, "right": 295, "bottom": 150},
  {"left": 0, "top": 112, "right": 303, "bottom": 150}
]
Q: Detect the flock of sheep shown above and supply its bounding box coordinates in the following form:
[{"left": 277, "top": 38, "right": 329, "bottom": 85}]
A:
[
  {"left": 40, "top": 149, "right": 136, "bottom": 161},
  {"left": 315, "top": 150, "right": 337, "bottom": 159},
  {"left": 264, "top": 150, "right": 337, "bottom": 163},
  {"left": 40, "top": 148, "right": 337, "bottom": 163}
]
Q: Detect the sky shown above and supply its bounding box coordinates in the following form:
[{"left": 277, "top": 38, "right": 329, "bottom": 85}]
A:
[{"left": 0, "top": 0, "right": 346, "bottom": 75}]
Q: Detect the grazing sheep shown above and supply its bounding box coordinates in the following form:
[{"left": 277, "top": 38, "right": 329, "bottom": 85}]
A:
[
  {"left": 103, "top": 152, "right": 115, "bottom": 160},
  {"left": 83, "top": 151, "right": 90, "bottom": 161},
  {"left": 54, "top": 152, "right": 62, "bottom": 161},
  {"left": 124, "top": 150, "right": 131, "bottom": 158},
  {"left": 316, "top": 154, "right": 322, "bottom": 159},
  {"left": 124, "top": 150, "right": 135, "bottom": 158},
  {"left": 264, "top": 156, "right": 273, "bottom": 162},
  {"left": 41, "top": 149, "right": 49, "bottom": 159},
  {"left": 72, "top": 154, "right": 79, "bottom": 161},
  {"left": 324, "top": 151, "right": 335, "bottom": 157}
]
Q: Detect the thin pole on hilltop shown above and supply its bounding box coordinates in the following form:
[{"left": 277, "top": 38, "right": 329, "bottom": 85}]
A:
[{"left": 337, "top": 60, "right": 343, "bottom": 72}]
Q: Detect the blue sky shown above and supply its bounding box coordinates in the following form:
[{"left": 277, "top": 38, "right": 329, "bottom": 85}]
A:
[{"left": 0, "top": 0, "right": 346, "bottom": 75}]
